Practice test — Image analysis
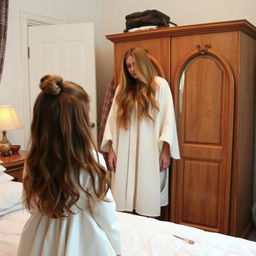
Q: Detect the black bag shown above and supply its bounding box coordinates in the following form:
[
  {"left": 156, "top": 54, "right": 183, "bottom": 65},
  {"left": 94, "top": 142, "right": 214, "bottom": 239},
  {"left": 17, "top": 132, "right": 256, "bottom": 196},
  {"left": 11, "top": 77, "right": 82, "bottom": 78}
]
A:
[{"left": 124, "top": 9, "right": 177, "bottom": 32}]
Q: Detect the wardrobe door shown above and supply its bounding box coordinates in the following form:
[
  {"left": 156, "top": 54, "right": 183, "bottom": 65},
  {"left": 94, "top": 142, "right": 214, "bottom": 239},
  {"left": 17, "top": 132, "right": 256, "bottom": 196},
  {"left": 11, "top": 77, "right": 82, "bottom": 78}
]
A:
[{"left": 173, "top": 49, "right": 234, "bottom": 234}]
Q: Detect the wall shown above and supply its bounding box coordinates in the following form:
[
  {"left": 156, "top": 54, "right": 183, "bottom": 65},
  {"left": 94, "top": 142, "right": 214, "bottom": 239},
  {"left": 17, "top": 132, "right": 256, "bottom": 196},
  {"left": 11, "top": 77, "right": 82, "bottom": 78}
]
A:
[
  {"left": 1, "top": 0, "right": 256, "bottom": 201},
  {"left": 0, "top": 0, "right": 103, "bottom": 148}
]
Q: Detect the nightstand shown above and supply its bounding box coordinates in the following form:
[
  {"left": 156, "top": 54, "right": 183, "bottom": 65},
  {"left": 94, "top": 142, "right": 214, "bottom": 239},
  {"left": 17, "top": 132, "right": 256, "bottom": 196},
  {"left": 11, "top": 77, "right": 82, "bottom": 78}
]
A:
[{"left": 0, "top": 150, "right": 27, "bottom": 182}]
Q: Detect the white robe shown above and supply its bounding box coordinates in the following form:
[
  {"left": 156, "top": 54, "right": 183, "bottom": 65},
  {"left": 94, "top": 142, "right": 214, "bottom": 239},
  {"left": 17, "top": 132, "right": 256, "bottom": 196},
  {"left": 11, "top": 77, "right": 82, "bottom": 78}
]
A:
[
  {"left": 101, "top": 76, "right": 180, "bottom": 217},
  {"left": 17, "top": 152, "right": 122, "bottom": 256}
]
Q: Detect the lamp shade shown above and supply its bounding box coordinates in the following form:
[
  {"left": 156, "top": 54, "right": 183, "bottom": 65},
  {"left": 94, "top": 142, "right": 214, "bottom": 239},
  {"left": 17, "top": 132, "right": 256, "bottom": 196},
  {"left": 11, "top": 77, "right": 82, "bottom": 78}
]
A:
[{"left": 0, "top": 105, "right": 23, "bottom": 131}]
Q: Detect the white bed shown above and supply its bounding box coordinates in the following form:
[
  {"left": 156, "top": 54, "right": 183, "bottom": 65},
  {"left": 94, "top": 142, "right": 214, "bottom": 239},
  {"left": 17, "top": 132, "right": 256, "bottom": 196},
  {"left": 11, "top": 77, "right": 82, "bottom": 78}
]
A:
[
  {"left": 0, "top": 180, "right": 256, "bottom": 256},
  {"left": 1, "top": 209, "right": 256, "bottom": 256}
]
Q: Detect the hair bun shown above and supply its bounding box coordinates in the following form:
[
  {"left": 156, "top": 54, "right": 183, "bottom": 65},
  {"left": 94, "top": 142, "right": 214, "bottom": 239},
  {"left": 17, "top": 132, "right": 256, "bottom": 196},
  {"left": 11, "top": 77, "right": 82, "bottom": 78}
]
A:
[
  {"left": 39, "top": 75, "right": 64, "bottom": 95},
  {"left": 40, "top": 75, "right": 51, "bottom": 84}
]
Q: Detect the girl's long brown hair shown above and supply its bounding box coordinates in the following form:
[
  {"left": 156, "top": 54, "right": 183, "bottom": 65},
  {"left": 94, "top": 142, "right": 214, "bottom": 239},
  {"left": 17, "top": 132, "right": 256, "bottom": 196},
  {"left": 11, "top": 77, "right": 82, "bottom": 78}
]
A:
[
  {"left": 116, "top": 47, "right": 159, "bottom": 129},
  {"left": 23, "top": 75, "right": 110, "bottom": 218}
]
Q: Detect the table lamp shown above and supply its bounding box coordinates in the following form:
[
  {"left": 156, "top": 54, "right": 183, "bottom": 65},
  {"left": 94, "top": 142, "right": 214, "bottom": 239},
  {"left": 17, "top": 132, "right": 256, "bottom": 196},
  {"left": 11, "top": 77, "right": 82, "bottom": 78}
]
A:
[{"left": 0, "top": 105, "right": 23, "bottom": 156}]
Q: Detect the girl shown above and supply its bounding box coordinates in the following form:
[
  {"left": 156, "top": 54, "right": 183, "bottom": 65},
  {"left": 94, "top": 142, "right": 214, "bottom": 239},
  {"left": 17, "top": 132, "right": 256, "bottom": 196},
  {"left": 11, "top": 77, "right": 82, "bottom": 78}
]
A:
[{"left": 18, "top": 75, "right": 122, "bottom": 256}]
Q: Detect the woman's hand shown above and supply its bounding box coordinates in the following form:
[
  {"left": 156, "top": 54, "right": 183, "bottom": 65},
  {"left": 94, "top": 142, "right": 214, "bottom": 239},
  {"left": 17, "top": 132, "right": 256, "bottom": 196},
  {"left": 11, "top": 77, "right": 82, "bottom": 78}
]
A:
[
  {"left": 159, "top": 142, "right": 170, "bottom": 171},
  {"left": 108, "top": 143, "right": 117, "bottom": 172}
]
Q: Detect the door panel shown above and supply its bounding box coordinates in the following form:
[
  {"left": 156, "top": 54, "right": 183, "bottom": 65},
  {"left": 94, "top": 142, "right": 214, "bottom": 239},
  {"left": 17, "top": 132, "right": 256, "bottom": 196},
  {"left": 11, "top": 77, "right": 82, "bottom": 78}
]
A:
[
  {"left": 183, "top": 57, "right": 222, "bottom": 144},
  {"left": 182, "top": 159, "right": 220, "bottom": 227},
  {"left": 28, "top": 23, "right": 97, "bottom": 140}
]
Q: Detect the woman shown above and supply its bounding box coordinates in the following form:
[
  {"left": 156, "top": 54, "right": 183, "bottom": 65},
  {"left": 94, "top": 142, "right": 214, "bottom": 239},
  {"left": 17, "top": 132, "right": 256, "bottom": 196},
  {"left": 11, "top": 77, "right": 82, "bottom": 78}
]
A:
[
  {"left": 101, "top": 47, "right": 180, "bottom": 217},
  {"left": 18, "top": 75, "right": 122, "bottom": 256}
]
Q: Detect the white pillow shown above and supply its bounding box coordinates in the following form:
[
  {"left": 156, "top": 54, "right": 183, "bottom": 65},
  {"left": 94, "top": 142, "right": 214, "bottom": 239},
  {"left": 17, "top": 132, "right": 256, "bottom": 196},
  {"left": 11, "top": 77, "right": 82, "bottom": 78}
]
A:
[
  {"left": 0, "top": 172, "right": 13, "bottom": 183},
  {"left": 0, "top": 181, "right": 23, "bottom": 211},
  {"left": 0, "top": 165, "right": 6, "bottom": 174}
]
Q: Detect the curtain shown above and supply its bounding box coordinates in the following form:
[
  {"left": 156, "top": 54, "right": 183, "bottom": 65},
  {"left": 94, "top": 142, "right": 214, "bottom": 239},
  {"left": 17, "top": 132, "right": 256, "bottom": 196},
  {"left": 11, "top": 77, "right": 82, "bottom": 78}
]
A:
[{"left": 0, "top": 0, "right": 8, "bottom": 83}]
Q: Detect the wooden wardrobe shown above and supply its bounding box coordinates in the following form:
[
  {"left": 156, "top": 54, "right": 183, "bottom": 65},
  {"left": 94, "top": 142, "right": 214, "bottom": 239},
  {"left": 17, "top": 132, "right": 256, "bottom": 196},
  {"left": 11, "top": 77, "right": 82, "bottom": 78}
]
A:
[{"left": 106, "top": 20, "right": 256, "bottom": 237}]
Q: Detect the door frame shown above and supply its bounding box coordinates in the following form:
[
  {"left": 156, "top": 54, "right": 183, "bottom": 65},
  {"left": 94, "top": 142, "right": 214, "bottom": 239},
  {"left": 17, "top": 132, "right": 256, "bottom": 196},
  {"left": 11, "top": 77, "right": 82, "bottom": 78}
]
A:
[{"left": 19, "top": 11, "right": 64, "bottom": 147}]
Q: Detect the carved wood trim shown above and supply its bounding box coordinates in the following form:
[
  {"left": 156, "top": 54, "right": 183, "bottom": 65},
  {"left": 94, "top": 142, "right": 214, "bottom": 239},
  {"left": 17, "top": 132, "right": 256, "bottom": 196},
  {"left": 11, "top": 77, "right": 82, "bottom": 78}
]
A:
[
  {"left": 197, "top": 44, "right": 211, "bottom": 54},
  {"left": 173, "top": 49, "right": 235, "bottom": 100}
]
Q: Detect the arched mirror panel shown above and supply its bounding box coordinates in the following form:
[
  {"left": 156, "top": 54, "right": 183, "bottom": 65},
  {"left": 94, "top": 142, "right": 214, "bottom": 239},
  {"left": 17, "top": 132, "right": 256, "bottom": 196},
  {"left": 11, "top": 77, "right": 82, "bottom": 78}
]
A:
[{"left": 178, "top": 55, "right": 226, "bottom": 145}]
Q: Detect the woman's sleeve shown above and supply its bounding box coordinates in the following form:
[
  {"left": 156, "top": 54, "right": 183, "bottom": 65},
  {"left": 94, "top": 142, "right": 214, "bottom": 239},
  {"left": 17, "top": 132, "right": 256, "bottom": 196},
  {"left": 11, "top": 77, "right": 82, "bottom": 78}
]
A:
[
  {"left": 100, "top": 88, "right": 118, "bottom": 153},
  {"left": 158, "top": 78, "right": 180, "bottom": 159},
  {"left": 88, "top": 153, "right": 122, "bottom": 254}
]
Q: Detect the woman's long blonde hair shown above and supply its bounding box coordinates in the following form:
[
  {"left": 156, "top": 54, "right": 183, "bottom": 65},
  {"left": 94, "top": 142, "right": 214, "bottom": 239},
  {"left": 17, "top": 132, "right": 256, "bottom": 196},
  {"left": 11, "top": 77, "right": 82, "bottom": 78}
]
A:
[
  {"left": 23, "top": 75, "right": 110, "bottom": 218},
  {"left": 116, "top": 47, "right": 159, "bottom": 129}
]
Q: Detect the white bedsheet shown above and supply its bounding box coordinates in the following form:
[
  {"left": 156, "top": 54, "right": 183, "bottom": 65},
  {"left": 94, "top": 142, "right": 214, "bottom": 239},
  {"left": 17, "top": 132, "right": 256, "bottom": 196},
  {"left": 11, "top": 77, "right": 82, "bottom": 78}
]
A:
[
  {"left": 119, "top": 213, "right": 256, "bottom": 256},
  {"left": 0, "top": 209, "right": 28, "bottom": 256},
  {"left": 0, "top": 209, "right": 256, "bottom": 256}
]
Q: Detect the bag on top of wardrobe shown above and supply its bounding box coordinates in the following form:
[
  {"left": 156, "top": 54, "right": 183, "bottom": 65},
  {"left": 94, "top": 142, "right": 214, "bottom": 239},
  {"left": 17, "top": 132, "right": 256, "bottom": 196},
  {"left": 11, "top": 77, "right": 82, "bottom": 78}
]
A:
[{"left": 124, "top": 9, "right": 177, "bottom": 32}]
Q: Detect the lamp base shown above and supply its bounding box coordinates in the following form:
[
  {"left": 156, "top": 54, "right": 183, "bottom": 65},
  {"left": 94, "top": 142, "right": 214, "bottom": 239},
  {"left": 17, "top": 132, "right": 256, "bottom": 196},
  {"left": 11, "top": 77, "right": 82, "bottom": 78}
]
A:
[{"left": 0, "top": 130, "right": 12, "bottom": 156}]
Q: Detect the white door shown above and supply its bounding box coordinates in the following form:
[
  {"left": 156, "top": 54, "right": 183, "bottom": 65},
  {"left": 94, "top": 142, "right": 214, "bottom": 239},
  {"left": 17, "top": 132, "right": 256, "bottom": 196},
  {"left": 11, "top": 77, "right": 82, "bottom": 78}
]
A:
[{"left": 28, "top": 23, "right": 97, "bottom": 140}]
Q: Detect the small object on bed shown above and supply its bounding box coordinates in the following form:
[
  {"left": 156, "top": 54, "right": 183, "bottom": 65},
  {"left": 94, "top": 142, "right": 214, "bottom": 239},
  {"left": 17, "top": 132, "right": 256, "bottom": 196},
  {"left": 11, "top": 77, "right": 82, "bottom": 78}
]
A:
[{"left": 173, "top": 234, "right": 195, "bottom": 244}]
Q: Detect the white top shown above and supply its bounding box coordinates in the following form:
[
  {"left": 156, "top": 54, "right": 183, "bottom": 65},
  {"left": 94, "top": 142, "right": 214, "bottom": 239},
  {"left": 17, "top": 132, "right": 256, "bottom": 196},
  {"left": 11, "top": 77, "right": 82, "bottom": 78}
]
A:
[{"left": 17, "top": 152, "right": 122, "bottom": 256}]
